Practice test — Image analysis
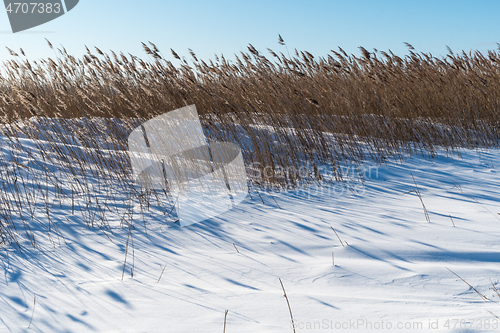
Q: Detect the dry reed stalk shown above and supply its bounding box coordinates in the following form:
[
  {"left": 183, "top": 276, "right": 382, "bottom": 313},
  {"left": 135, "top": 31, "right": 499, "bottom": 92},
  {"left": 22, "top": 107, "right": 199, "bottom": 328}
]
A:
[
  {"left": 331, "top": 226, "right": 345, "bottom": 247},
  {"left": 28, "top": 294, "right": 36, "bottom": 328},
  {"left": 122, "top": 230, "right": 130, "bottom": 281},
  {"left": 1, "top": 41, "right": 500, "bottom": 247},
  {"left": 489, "top": 278, "right": 500, "bottom": 298},
  {"left": 157, "top": 265, "right": 166, "bottom": 283},
  {"left": 223, "top": 310, "right": 228, "bottom": 333},
  {"left": 279, "top": 278, "right": 296, "bottom": 333},
  {"left": 446, "top": 267, "right": 487, "bottom": 301},
  {"left": 487, "top": 310, "right": 500, "bottom": 320},
  {"left": 449, "top": 215, "right": 455, "bottom": 227},
  {"left": 411, "top": 174, "right": 430, "bottom": 223}
]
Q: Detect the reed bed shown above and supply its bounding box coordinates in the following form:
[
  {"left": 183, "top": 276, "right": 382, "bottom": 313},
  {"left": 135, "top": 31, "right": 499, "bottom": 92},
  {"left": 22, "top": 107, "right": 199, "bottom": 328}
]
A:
[{"left": 0, "top": 40, "right": 499, "bottom": 247}]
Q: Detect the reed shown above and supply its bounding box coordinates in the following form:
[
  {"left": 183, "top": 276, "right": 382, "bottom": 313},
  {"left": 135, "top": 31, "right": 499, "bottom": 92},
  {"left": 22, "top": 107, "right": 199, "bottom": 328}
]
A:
[{"left": 0, "top": 40, "right": 500, "bottom": 247}]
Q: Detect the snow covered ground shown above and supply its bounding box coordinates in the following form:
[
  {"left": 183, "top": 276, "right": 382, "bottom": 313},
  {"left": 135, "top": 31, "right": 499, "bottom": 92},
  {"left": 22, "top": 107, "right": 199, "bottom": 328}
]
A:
[{"left": 1, "top": 135, "right": 500, "bottom": 332}]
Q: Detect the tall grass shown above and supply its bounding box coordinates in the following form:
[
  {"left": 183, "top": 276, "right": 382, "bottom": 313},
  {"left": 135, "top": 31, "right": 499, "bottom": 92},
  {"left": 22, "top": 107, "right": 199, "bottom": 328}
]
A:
[{"left": 0, "top": 40, "right": 499, "bottom": 247}]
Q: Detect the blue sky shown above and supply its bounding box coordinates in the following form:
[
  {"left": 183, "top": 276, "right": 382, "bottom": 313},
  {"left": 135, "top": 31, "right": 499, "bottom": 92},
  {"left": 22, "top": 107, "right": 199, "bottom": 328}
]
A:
[{"left": 0, "top": 0, "right": 499, "bottom": 62}]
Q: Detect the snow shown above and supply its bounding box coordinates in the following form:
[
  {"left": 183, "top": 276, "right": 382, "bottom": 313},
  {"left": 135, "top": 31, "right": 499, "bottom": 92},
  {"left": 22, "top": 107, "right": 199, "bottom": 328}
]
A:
[{"left": 1, "top": 123, "right": 500, "bottom": 332}]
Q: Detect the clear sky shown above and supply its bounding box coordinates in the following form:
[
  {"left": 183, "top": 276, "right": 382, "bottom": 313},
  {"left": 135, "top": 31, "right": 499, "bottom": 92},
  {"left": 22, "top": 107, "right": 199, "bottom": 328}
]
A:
[{"left": 0, "top": 0, "right": 499, "bottom": 63}]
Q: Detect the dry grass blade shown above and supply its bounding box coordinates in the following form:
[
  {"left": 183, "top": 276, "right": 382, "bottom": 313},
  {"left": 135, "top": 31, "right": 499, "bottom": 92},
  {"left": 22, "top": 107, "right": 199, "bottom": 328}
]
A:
[
  {"left": 331, "top": 226, "right": 345, "bottom": 247},
  {"left": 487, "top": 310, "right": 500, "bottom": 320},
  {"left": 223, "top": 310, "right": 228, "bottom": 333},
  {"left": 122, "top": 231, "right": 130, "bottom": 281},
  {"left": 28, "top": 294, "right": 36, "bottom": 328},
  {"left": 157, "top": 265, "right": 166, "bottom": 283},
  {"left": 449, "top": 215, "right": 455, "bottom": 227},
  {"left": 466, "top": 195, "right": 500, "bottom": 221},
  {"left": 411, "top": 174, "right": 430, "bottom": 223},
  {"left": 489, "top": 278, "right": 500, "bottom": 298},
  {"left": 446, "top": 267, "right": 487, "bottom": 301},
  {"left": 279, "top": 278, "right": 296, "bottom": 333}
]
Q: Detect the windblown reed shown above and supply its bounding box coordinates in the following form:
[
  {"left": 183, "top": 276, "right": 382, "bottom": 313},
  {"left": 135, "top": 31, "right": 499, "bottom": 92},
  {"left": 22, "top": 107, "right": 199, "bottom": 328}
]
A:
[{"left": 0, "top": 40, "right": 499, "bottom": 247}]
